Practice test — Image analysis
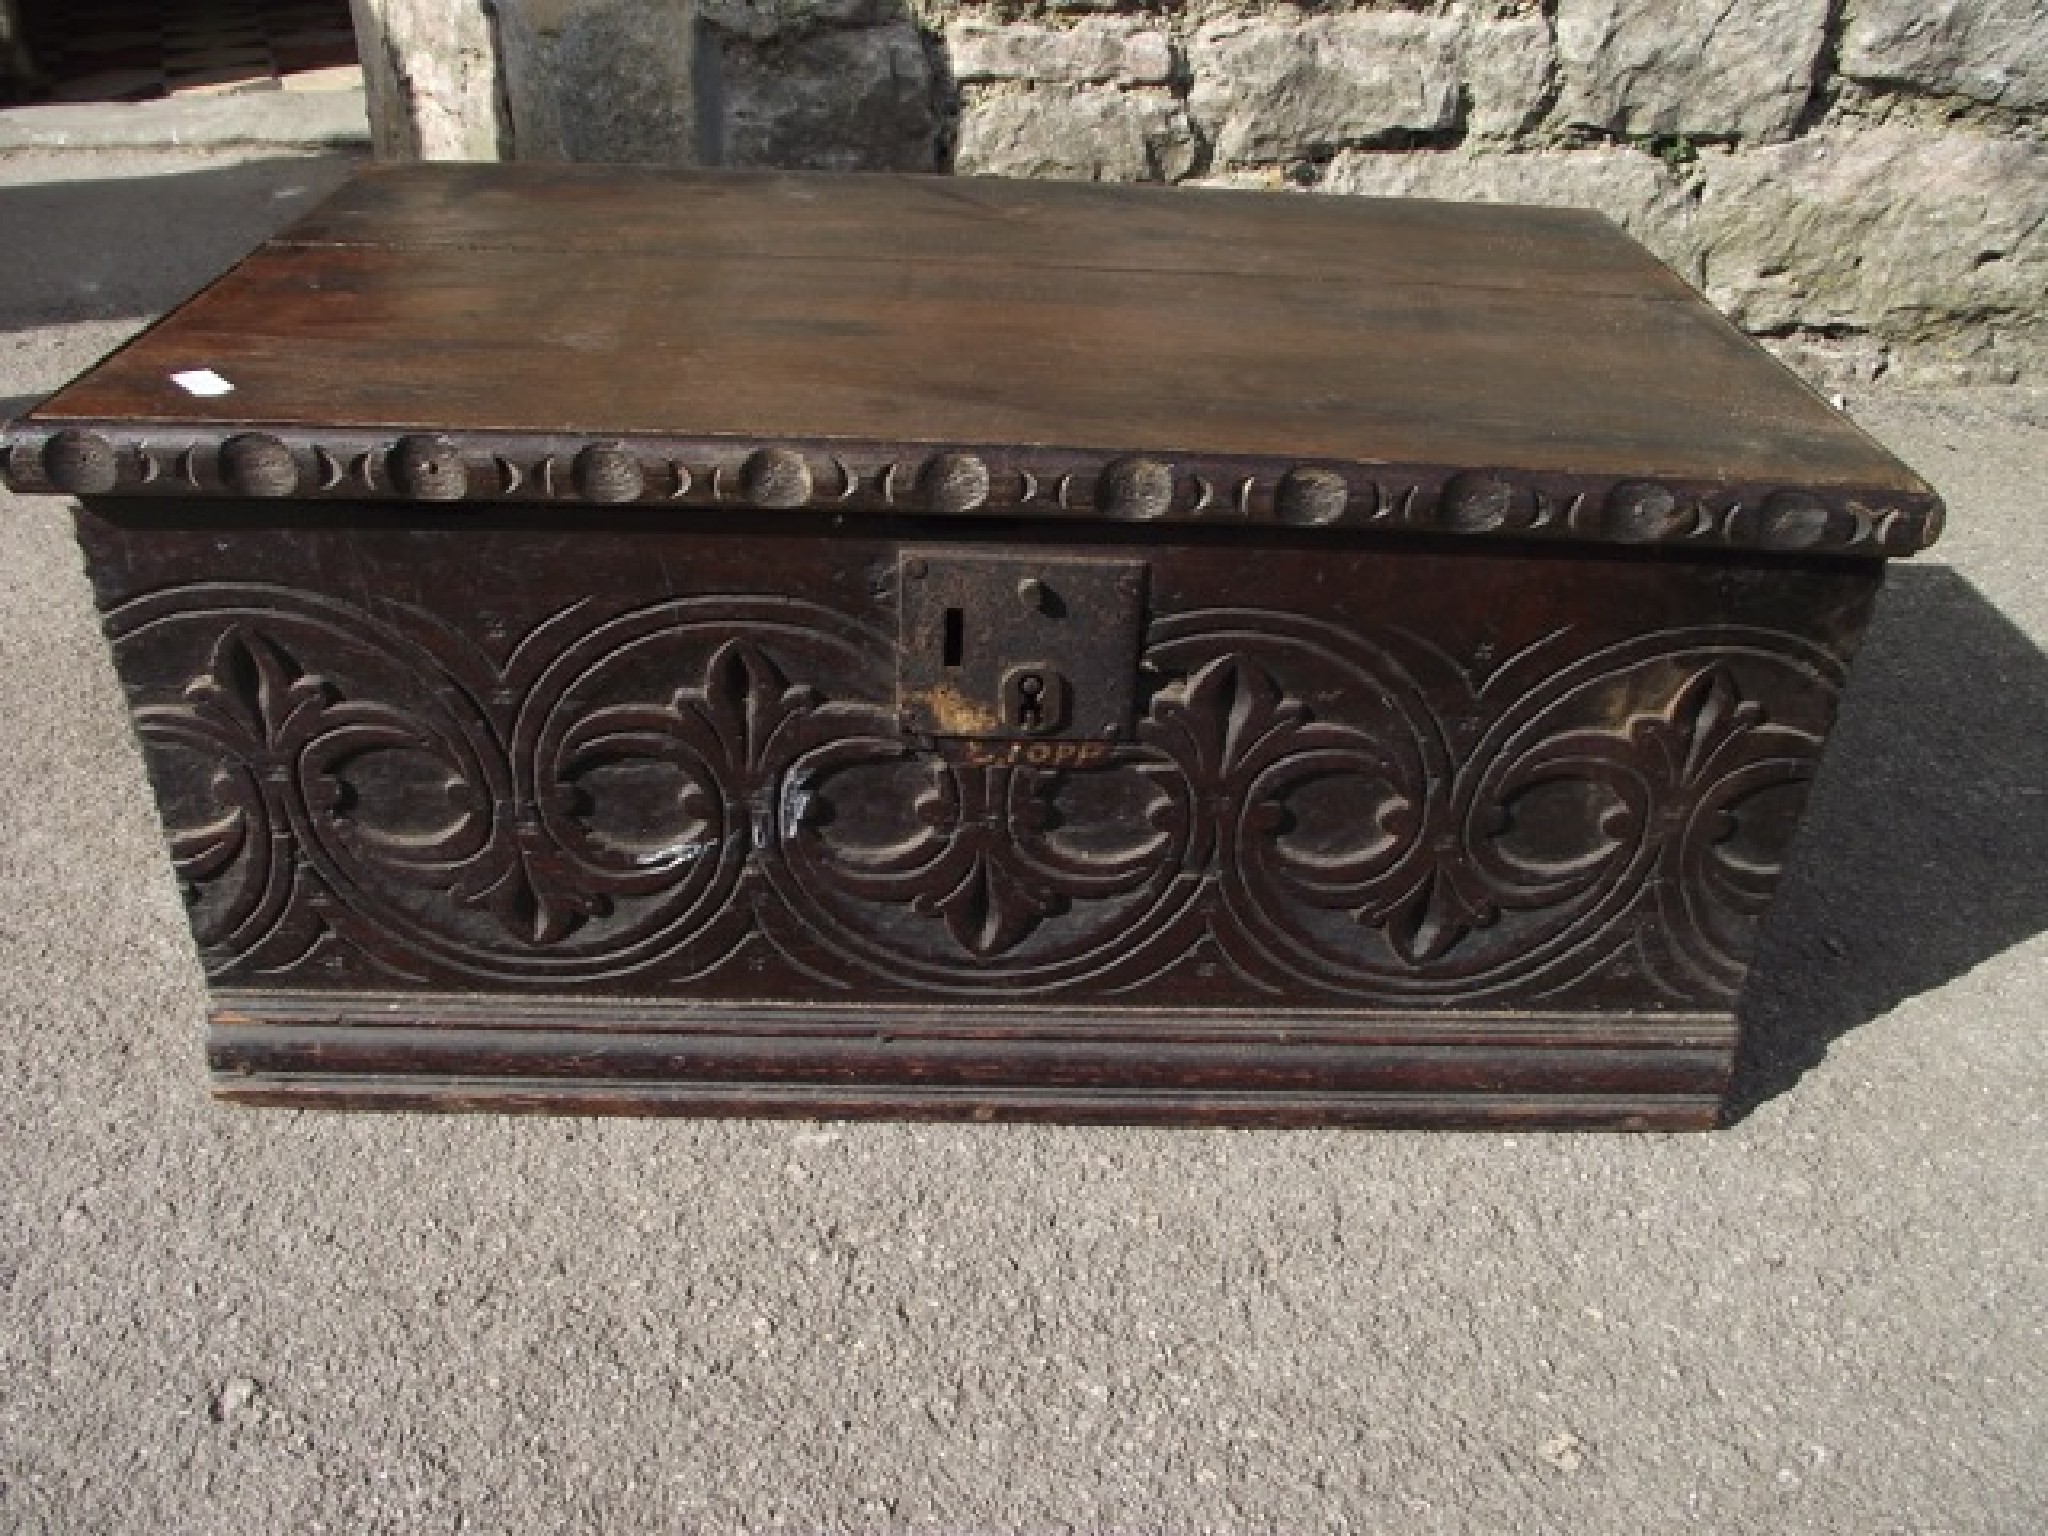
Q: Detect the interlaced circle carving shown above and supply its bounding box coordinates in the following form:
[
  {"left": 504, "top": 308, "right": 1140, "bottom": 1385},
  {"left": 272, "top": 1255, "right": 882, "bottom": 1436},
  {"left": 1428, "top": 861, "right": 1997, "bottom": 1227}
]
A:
[{"left": 109, "top": 585, "right": 1840, "bottom": 1005}]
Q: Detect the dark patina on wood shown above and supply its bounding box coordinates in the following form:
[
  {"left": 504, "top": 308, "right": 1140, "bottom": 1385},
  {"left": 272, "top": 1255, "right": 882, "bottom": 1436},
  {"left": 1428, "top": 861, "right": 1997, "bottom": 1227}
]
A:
[{"left": 1, "top": 164, "right": 1942, "bottom": 1127}]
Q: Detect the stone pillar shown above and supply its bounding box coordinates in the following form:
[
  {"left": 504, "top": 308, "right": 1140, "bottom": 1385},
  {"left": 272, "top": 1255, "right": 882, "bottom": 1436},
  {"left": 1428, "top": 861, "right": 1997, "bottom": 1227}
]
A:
[
  {"left": 348, "top": 0, "right": 935, "bottom": 171},
  {"left": 350, "top": 0, "right": 703, "bottom": 164},
  {"left": 695, "top": 0, "right": 935, "bottom": 172},
  {"left": 496, "top": 0, "right": 703, "bottom": 163},
  {"left": 348, "top": 0, "right": 507, "bottom": 160}
]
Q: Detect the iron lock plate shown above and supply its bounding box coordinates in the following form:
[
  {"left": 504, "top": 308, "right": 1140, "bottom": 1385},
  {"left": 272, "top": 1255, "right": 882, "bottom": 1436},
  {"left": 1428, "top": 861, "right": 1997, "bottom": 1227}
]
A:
[{"left": 897, "top": 550, "right": 1147, "bottom": 741}]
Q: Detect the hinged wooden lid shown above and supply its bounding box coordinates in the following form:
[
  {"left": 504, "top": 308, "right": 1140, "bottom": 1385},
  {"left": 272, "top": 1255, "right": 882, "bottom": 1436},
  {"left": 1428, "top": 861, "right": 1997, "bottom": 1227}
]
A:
[{"left": 1, "top": 163, "right": 1941, "bottom": 558}]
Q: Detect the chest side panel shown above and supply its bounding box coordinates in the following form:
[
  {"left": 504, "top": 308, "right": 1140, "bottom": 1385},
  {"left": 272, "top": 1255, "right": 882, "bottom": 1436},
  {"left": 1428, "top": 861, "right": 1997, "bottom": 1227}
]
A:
[{"left": 77, "top": 508, "right": 1877, "bottom": 1022}]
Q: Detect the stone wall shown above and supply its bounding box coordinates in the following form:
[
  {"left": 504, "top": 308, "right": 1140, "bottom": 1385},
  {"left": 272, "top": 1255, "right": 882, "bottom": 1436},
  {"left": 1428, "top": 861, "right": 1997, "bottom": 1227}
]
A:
[{"left": 356, "top": 0, "right": 2048, "bottom": 387}]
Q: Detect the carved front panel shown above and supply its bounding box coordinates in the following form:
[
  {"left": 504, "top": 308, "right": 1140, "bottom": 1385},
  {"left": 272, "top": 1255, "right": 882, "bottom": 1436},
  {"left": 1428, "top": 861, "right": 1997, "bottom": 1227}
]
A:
[{"left": 80, "top": 511, "right": 1876, "bottom": 1014}]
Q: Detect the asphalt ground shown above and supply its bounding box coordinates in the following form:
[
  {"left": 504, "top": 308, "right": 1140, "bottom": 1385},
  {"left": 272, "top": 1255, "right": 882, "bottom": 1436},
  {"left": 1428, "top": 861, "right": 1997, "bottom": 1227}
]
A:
[{"left": 1, "top": 148, "right": 2043, "bottom": 1534}]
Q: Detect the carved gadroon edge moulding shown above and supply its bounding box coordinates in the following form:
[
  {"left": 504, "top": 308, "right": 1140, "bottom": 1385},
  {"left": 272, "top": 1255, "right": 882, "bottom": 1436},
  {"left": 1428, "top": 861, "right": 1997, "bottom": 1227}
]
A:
[{"left": 0, "top": 421, "right": 1943, "bottom": 558}]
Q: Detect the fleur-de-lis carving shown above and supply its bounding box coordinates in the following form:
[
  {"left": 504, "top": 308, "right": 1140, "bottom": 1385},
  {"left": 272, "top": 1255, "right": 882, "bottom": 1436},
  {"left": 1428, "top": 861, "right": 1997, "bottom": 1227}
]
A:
[
  {"left": 1145, "top": 653, "right": 1460, "bottom": 959},
  {"left": 911, "top": 766, "right": 1066, "bottom": 957},
  {"left": 1635, "top": 666, "right": 1766, "bottom": 797},
  {"left": 800, "top": 753, "right": 1169, "bottom": 960},
  {"left": 521, "top": 640, "right": 824, "bottom": 941},
  {"left": 1363, "top": 863, "right": 1504, "bottom": 968},
  {"left": 119, "top": 583, "right": 1834, "bottom": 1004},
  {"left": 808, "top": 762, "right": 1073, "bottom": 958},
  {"left": 1145, "top": 654, "right": 1406, "bottom": 866},
  {"left": 182, "top": 626, "right": 338, "bottom": 748},
  {"left": 558, "top": 638, "right": 819, "bottom": 858},
  {"left": 449, "top": 842, "right": 606, "bottom": 946},
  {"left": 687, "top": 639, "right": 823, "bottom": 779}
]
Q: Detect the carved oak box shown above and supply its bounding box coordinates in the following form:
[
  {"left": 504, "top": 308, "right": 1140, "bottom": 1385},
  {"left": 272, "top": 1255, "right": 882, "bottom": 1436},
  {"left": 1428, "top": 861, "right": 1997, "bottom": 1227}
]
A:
[{"left": 1, "top": 164, "right": 1941, "bottom": 1128}]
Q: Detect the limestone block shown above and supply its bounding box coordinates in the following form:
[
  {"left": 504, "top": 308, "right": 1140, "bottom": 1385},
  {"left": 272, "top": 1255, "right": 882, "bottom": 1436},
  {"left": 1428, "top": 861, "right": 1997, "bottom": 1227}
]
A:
[
  {"left": 1757, "top": 335, "right": 1893, "bottom": 395},
  {"left": 1694, "top": 129, "right": 2048, "bottom": 350},
  {"left": 1321, "top": 147, "right": 1699, "bottom": 279},
  {"left": 1878, "top": 324, "right": 2048, "bottom": 388},
  {"left": 1842, "top": 0, "right": 2048, "bottom": 114},
  {"left": 497, "top": 0, "right": 698, "bottom": 163},
  {"left": 1465, "top": 14, "right": 1556, "bottom": 142},
  {"left": 713, "top": 20, "right": 937, "bottom": 171},
  {"left": 1554, "top": 0, "right": 1829, "bottom": 142},
  {"left": 947, "top": 20, "right": 1174, "bottom": 88},
  {"left": 955, "top": 87, "right": 1196, "bottom": 182},
  {"left": 1185, "top": 168, "right": 1292, "bottom": 191},
  {"left": 1189, "top": 14, "right": 1463, "bottom": 165},
  {"left": 697, "top": 0, "right": 894, "bottom": 46}
]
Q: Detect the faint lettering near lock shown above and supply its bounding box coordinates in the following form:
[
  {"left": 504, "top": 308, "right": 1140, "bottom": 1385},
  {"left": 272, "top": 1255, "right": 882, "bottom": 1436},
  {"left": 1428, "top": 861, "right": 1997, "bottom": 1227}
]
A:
[{"left": 953, "top": 739, "right": 1115, "bottom": 769}]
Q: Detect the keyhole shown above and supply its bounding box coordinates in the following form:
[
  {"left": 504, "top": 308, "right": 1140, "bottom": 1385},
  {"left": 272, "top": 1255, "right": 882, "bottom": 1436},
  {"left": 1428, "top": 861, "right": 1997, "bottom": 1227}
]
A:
[
  {"left": 1017, "top": 672, "right": 1045, "bottom": 728},
  {"left": 942, "top": 607, "right": 965, "bottom": 669}
]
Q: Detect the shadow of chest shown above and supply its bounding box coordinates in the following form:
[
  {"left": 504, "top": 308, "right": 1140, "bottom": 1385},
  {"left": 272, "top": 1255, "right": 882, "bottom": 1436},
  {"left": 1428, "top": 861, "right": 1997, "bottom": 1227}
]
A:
[{"left": 2, "top": 164, "right": 1942, "bottom": 1128}]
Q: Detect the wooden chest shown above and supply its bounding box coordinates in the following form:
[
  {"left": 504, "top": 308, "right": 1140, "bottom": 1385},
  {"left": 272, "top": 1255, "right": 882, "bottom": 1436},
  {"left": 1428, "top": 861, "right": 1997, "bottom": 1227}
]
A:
[{"left": 0, "top": 164, "right": 1941, "bottom": 1128}]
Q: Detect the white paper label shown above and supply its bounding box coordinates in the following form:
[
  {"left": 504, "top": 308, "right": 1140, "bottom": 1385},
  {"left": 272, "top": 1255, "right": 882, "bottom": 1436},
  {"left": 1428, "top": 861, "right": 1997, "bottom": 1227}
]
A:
[{"left": 170, "top": 368, "right": 235, "bottom": 398}]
